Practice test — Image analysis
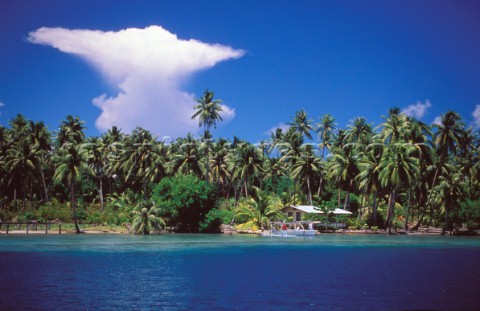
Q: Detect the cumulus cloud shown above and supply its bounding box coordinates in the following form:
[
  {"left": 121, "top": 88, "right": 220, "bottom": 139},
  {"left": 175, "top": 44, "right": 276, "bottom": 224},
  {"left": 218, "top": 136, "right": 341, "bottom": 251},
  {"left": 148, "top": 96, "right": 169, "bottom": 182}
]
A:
[
  {"left": 28, "top": 25, "right": 244, "bottom": 137},
  {"left": 432, "top": 116, "right": 442, "bottom": 126},
  {"left": 473, "top": 104, "right": 480, "bottom": 129},
  {"left": 265, "top": 122, "right": 290, "bottom": 136},
  {"left": 402, "top": 100, "right": 432, "bottom": 119}
]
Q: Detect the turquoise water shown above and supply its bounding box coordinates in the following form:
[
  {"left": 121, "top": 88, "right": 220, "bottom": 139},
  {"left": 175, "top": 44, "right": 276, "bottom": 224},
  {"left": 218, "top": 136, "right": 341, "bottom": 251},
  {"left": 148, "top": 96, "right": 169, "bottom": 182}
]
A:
[{"left": 1, "top": 234, "right": 479, "bottom": 310}]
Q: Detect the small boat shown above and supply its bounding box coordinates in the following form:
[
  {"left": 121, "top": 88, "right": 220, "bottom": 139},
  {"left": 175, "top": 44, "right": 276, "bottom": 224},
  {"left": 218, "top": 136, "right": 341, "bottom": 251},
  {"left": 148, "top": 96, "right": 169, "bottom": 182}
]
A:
[{"left": 262, "top": 228, "right": 316, "bottom": 237}]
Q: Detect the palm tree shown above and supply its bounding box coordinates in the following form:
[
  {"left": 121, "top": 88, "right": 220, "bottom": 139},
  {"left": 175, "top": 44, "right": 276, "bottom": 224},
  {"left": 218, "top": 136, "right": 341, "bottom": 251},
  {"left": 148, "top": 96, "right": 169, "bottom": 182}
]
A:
[
  {"left": 377, "top": 143, "right": 419, "bottom": 234},
  {"left": 235, "top": 187, "right": 285, "bottom": 230},
  {"left": 345, "top": 117, "right": 372, "bottom": 147},
  {"left": 191, "top": 90, "right": 223, "bottom": 182},
  {"left": 130, "top": 201, "right": 165, "bottom": 235},
  {"left": 328, "top": 146, "right": 359, "bottom": 210},
  {"left": 82, "top": 137, "right": 106, "bottom": 210},
  {"left": 53, "top": 142, "right": 88, "bottom": 233},
  {"left": 57, "top": 115, "right": 85, "bottom": 147},
  {"left": 356, "top": 141, "right": 383, "bottom": 225},
  {"left": 209, "top": 139, "right": 231, "bottom": 195},
  {"left": 27, "top": 120, "right": 52, "bottom": 202},
  {"left": 229, "top": 143, "right": 263, "bottom": 198},
  {"left": 290, "top": 145, "right": 322, "bottom": 205},
  {"left": 316, "top": 113, "right": 336, "bottom": 160},
  {"left": 102, "top": 126, "right": 124, "bottom": 198},
  {"left": 169, "top": 133, "right": 203, "bottom": 177},
  {"left": 118, "top": 127, "right": 165, "bottom": 198},
  {"left": 288, "top": 109, "right": 314, "bottom": 140}
]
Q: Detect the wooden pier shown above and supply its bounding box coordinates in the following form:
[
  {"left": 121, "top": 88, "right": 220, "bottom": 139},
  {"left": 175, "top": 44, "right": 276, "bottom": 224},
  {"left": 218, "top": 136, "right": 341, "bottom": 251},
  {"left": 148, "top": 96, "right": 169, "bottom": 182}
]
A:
[{"left": 0, "top": 222, "right": 63, "bottom": 234}]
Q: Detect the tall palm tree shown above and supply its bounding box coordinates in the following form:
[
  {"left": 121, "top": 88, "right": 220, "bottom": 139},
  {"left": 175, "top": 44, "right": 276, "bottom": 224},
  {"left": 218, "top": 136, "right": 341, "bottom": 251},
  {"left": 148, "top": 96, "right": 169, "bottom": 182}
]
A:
[
  {"left": 57, "top": 115, "right": 85, "bottom": 147},
  {"left": 191, "top": 90, "right": 223, "bottom": 182},
  {"left": 377, "top": 143, "right": 419, "bottom": 234},
  {"left": 53, "top": 142, "right": 88, "bottom": 233},
  {"left": 288, "top": 109, "right": 314, "bottom": 140},
  {"left": 27, "top": 120, "right": 52, "bottom": 202},
  {"left": 82, "top": 137, "right": 106, "bottom": 210},
  {"left": 290, "top": 145, "right": 323, "bottom": 205},
  {"left": 316, "top": 113, "right": 336, "bottom": 160},
  {"left": 169, "top": 133, "right": 203, "bottom": 177},
  {"left": 229, "top": 143, "right": 263, "bottom": 198},
  {"left": 118, "top": 127, "right": 165, "bottom": 198}
]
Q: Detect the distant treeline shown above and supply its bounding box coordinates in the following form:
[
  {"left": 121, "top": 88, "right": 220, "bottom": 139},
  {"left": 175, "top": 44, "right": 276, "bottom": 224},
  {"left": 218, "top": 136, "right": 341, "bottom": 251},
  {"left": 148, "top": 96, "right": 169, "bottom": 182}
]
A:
[{"left": 1, "top": 95, "right": 479, "bottom": 234}]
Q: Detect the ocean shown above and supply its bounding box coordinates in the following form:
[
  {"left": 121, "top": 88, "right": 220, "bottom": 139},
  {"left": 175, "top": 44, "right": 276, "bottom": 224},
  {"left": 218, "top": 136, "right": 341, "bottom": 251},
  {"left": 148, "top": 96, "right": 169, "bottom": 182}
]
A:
[{"left": 0, "top": 234, "right": 479, "bottom": 310}]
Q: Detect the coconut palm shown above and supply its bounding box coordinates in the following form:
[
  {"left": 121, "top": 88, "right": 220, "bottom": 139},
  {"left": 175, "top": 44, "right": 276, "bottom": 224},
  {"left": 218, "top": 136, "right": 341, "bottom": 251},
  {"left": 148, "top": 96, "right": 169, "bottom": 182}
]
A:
[
  {"left": 229, "top": 143, "right": 263, "bottom": 198},
  {"left": 191, "top": 90, "right": 223, "bottom": 181},
  {"left": 130, "top": 201, "right": 165, "bottom": 235},
  {"left": 169, "top": 133, "right": 203, "bottom": 177},
  {"left": 290, "top": 144, "right": 323, "bottom": 205},
  {"left": 288, "top": 109, "right": 314, "bottom": 140},
  {"left": 235, "top": 187, "right": 285, "bottom": 230},
  {"left": 82, "top": 137, "right": 106, "bottom": 210},
  {"left": 57, "top": 115, "right": 85, "bottom": 147},
  {"left": 53, "top": 142, "right": 88, "bottom": 233},
  {"left": 27, "top": 120, "right": 52, "bottom": 202},
  {"left": 377, "top": 143, "right": 419, "bottom": 234},
  {"left": 316, "top": 113, "right": 336, "bottom": 160},
  {"left": 118, "top": 128, "right": 165, "bottom": 198}
]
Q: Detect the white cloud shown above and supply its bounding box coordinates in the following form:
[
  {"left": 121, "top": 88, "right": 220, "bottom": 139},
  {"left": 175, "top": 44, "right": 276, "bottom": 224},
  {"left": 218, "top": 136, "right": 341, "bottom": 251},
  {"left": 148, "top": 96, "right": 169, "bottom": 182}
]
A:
[
  {"left": 265, "top": 122, "right": 290, "bottom": 136},
  {"left": 432, "top": 116, "right": 442, "bottom": 126},
  {"left": 473, "top": 104, "right": 480, "bottom": 129},
  {"left": 28, "top": 25, "right": 244, "bottom": 137},
  {"left": 0, "top": 101, "right": 4, "bottom": 107},
  {"left": 402, "top": 100, "right": 432, "bottom": 119}
]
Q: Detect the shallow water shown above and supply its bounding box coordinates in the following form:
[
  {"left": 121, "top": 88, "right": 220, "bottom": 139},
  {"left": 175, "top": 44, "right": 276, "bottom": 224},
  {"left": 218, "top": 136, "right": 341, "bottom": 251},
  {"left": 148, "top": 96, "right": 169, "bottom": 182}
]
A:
[{"left": 1, "top": 234, "right": 479, "bottom": 310}]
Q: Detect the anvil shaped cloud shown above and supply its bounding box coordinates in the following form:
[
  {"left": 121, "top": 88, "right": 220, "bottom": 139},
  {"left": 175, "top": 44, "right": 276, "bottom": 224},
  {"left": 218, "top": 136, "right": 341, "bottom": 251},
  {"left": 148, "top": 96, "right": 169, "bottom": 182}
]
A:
[{"left": 28, "top": 25, "right": 244, "bottom": 137}]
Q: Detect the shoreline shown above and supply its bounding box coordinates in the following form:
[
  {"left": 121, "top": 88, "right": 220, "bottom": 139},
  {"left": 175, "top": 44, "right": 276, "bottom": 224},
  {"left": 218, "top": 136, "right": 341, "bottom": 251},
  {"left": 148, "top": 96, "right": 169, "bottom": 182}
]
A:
[{"left": 2, "top": 227, "right": 478, "bottom": 236}]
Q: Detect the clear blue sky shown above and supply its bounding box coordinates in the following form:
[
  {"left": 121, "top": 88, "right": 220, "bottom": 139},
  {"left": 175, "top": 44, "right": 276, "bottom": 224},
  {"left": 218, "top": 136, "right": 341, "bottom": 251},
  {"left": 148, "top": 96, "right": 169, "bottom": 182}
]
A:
[{"left": 1, "top": 0, "right": 479, "bottom": 142}]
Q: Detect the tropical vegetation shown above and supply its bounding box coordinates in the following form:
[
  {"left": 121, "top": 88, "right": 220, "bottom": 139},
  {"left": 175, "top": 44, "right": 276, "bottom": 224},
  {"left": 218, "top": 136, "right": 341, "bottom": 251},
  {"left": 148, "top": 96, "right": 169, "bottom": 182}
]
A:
[{"left": 0, "top": 93, "right": 479, "bottom": 235}]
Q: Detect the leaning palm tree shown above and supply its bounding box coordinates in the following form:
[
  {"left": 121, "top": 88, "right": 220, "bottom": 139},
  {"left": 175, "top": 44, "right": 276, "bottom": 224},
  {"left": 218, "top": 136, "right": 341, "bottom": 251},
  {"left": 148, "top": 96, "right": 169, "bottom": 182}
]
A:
[
  {"left": 191, "top": 90, "right": 223, "bottom": 182},
  {"left": 235, "top": 187, "right": 286, "bottom": 230},
  {"left": 130, "top": 201, "right": 165, "bottom": 235},
  {"left": 53, "top": 143, "right": 88, "bottom": 233}
]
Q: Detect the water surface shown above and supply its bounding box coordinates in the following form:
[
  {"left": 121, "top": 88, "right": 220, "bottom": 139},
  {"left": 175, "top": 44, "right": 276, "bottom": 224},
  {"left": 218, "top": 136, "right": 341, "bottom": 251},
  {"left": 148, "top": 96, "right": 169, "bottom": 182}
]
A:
[{"left": 1, "top": 234, "right": 479, "bottom": 310}]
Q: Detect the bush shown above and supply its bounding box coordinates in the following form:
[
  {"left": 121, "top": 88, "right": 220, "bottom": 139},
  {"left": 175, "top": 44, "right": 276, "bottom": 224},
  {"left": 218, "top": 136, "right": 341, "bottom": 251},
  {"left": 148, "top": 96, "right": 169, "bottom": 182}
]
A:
[
  {"left": 36, "top": 203, "right": 71, "bottom": 222},
  {"left": 152, "top": 174, "right": 216, "bottom": 232},
  {"left": 199, "top": 209, "right": 234, "bottom": 233}
]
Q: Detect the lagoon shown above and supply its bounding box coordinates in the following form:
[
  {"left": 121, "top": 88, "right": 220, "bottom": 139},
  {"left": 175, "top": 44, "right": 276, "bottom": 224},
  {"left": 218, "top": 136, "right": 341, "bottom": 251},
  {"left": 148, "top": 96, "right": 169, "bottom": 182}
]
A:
[{"left": 1, "top": 234, "right": 479, "bottom": 310}]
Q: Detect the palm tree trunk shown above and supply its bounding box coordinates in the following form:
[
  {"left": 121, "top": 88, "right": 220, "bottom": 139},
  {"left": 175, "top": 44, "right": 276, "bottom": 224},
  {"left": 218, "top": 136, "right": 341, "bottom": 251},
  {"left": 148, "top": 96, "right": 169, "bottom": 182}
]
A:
[
  {"left": 99, "top": 177, "right": 104, "bottom": 211},
  {"left": 404, "top": 188, "right": 412, "bottom": 231},
  {"left": 372, "top": 191, "right": 377, "bottom": 226},
  {"left": 40, "top": 168, "right": 49, "bottom": 202},
  {"left": 307, "top": 177, "right": 312, "bottom": 205},
  {"left": 385, "top": 188, "right": 396, "bottom": 234},
  {"left": 343, "top": 190, "right": 350, "bottom": 210},
  {"left": 71, "top": 180, "right": 81, "bottom": 234}
]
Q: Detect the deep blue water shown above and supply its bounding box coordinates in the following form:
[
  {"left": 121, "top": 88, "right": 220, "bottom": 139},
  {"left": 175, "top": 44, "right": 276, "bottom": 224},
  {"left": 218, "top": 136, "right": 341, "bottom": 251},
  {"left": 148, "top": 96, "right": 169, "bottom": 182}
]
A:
[{"left": 0, "top": 234, "right": 479, "bottom": 310}]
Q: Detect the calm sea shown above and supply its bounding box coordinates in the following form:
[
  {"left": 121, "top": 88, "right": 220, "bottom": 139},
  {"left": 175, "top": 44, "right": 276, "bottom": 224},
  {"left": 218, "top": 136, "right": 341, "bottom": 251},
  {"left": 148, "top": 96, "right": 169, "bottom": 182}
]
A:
[{"left": 0, "top": 234, "right": 479, "bottom": 310}]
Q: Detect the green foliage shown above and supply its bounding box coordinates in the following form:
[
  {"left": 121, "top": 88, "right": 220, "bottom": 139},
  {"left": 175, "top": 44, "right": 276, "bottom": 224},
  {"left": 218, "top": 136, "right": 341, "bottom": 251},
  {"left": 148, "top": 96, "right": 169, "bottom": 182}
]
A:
[
  {"left": 130, "top": 201, "right": 165, "bottom": 235},
  {"left": 152, "top": 174, "right": 216, "bottom": 232},
  {"left": 199, "top": 208, "right": 234, "bottom": 233},
  {"left": 36, "top": 203, "right": 71, "bottom": 222}
]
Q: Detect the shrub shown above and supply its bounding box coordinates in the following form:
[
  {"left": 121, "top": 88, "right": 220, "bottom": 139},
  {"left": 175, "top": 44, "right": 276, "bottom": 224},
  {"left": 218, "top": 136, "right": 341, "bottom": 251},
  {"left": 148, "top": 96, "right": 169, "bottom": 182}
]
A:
[
  {"left": 152, "top": 174, "right": 216, "bottom": 232},
  {"left": 199, "top": 209, "right": 234, "bottom": 233},
  {"left": 36, "top": 203, "right": 71, "bottom": 222}
]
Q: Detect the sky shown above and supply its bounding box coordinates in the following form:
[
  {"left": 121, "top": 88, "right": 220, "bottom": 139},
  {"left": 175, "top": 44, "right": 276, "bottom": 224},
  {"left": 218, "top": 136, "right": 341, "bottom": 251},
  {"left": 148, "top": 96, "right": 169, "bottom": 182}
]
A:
[{"left": 1, "top": 0, "right": 480, "bottom": 143}]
